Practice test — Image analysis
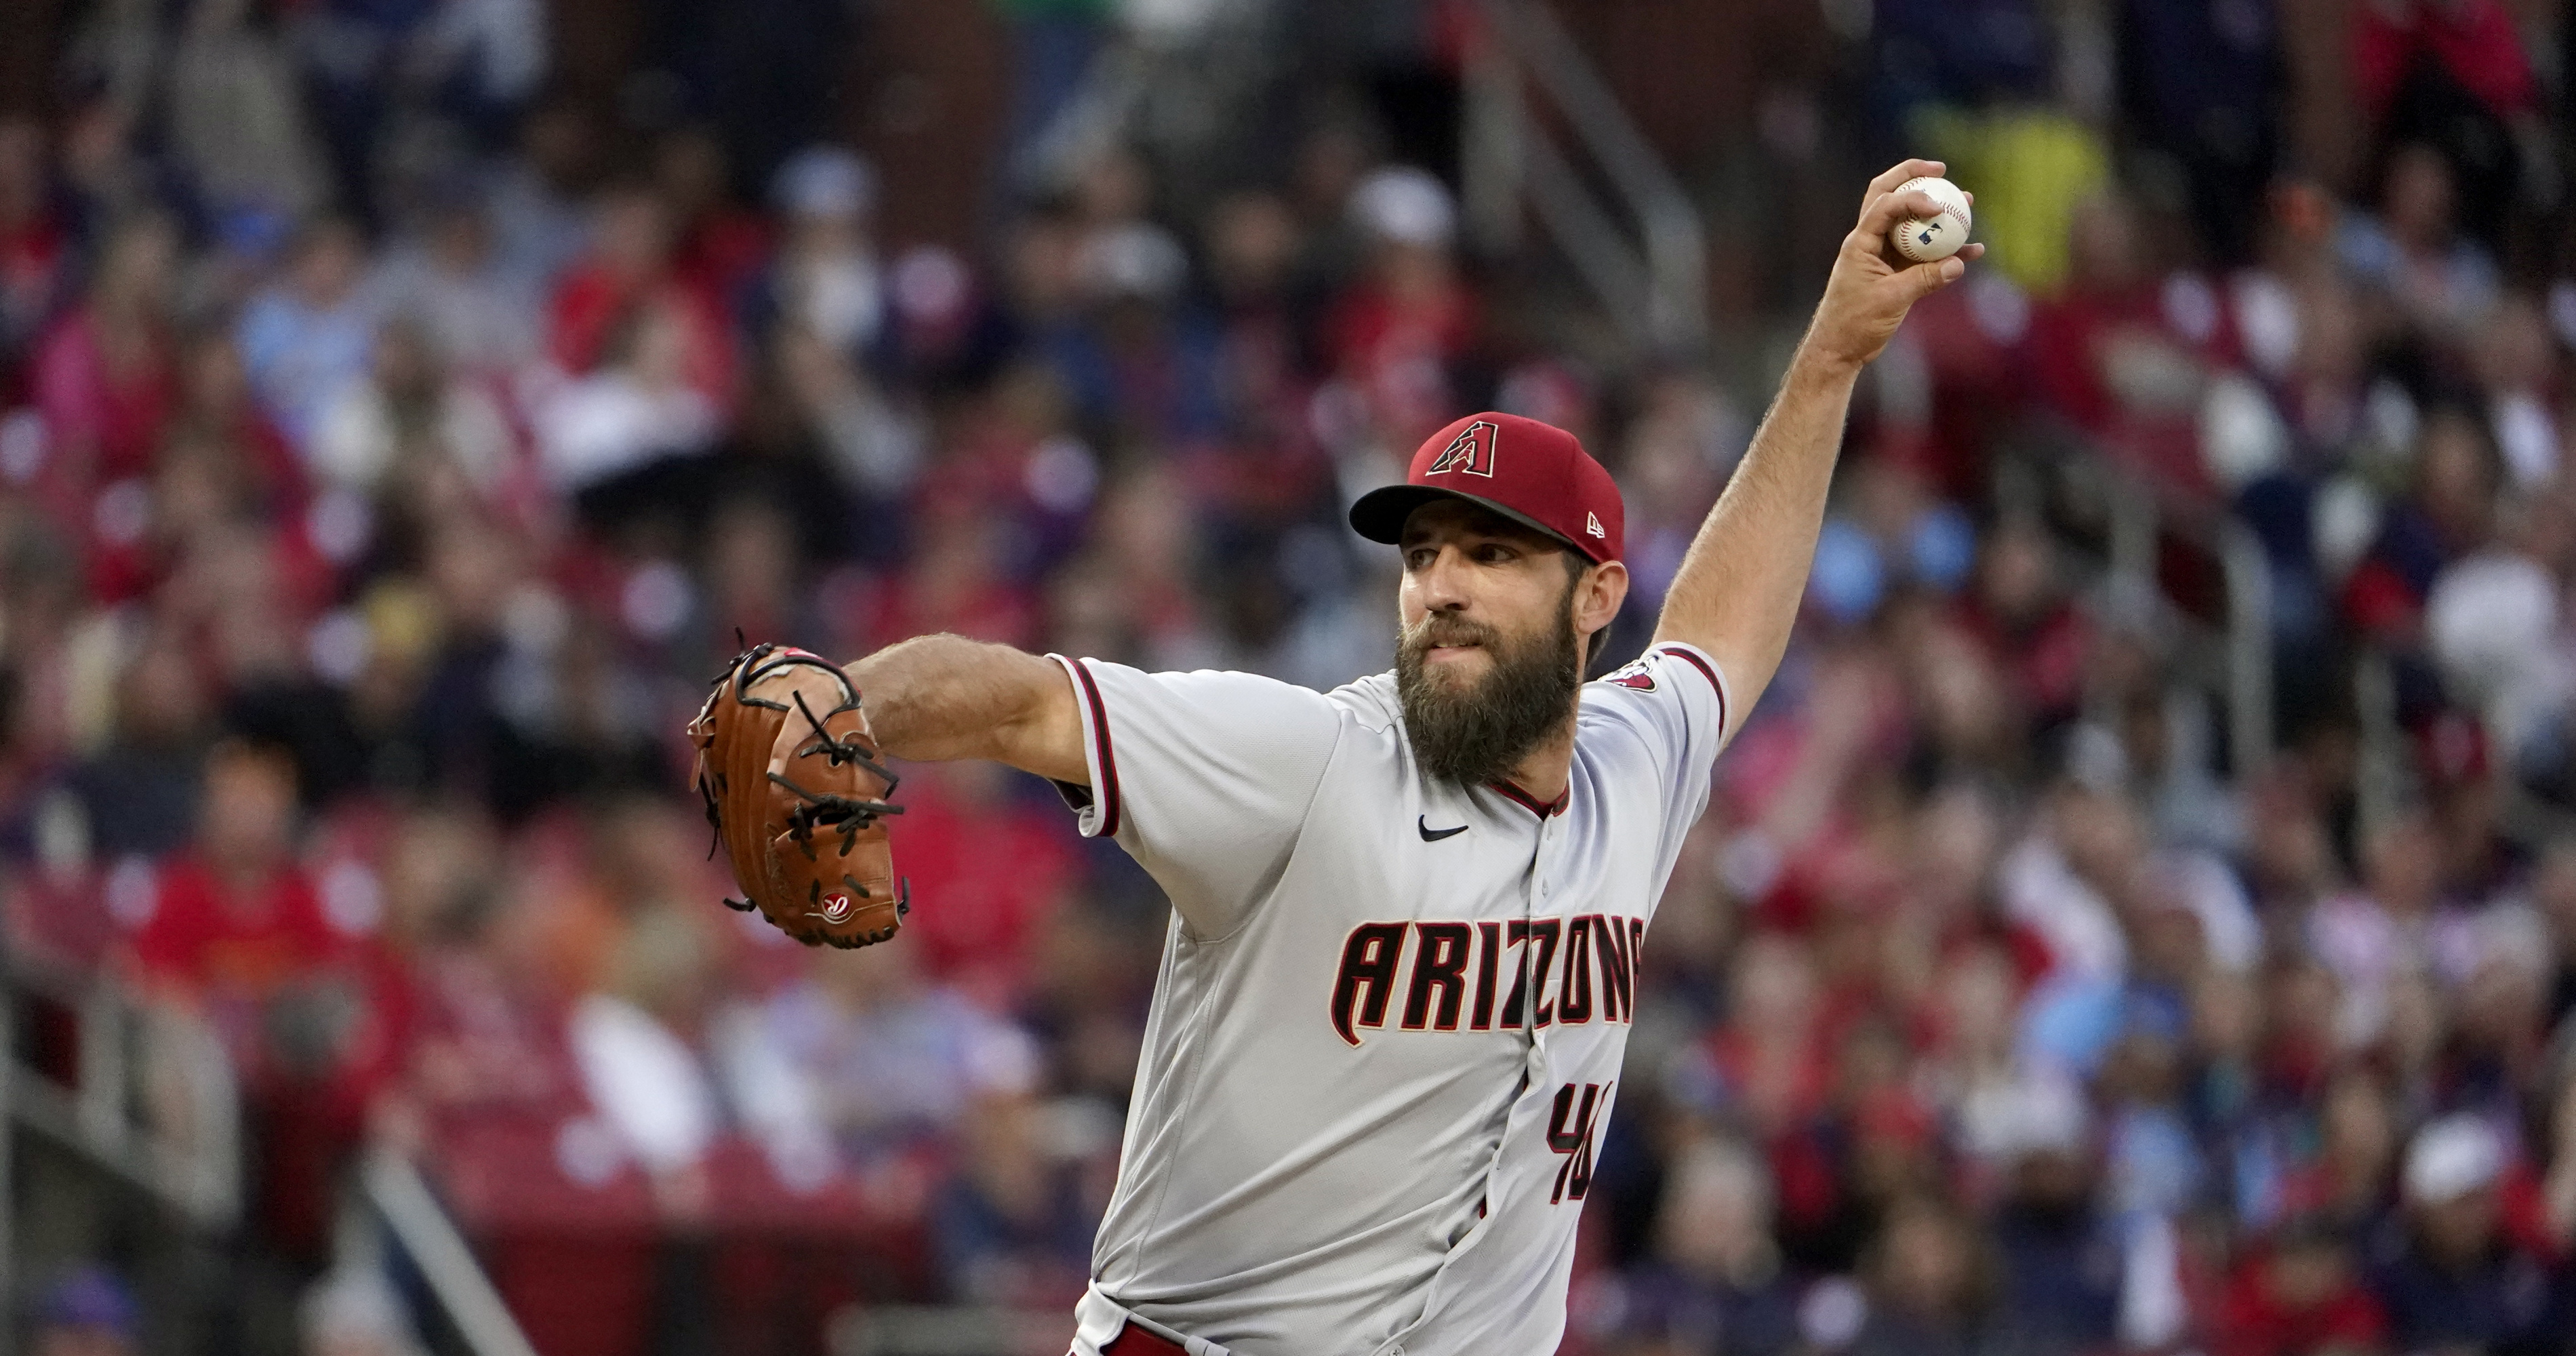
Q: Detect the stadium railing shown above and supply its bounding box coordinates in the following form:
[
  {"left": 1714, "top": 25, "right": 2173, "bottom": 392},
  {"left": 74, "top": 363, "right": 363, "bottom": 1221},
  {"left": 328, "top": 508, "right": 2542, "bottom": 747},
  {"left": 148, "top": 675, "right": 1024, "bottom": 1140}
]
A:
[{"left": 1460, "top": 0, "right": 1710, "bottom": 357}]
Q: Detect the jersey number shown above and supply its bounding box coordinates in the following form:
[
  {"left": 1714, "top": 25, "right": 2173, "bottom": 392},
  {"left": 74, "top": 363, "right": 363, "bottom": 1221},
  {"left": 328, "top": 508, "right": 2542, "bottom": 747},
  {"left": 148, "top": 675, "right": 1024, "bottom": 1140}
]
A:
[{"left": 1545, "top": 1081, "right": 1609, "bottom": 1204}]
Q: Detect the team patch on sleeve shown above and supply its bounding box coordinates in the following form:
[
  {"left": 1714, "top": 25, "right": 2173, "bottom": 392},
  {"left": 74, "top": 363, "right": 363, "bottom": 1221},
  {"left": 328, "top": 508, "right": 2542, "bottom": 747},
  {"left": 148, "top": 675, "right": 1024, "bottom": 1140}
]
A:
[{"left": 1601, "top": 658, "right": 1656, "bottom": 692}]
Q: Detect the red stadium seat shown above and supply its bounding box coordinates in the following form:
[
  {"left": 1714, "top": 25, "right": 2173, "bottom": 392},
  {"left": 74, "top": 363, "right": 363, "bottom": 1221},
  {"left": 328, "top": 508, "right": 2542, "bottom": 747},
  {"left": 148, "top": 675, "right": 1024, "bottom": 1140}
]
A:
[{"left": 432, "top": 1112, "right": 659, "bottom": 1356}]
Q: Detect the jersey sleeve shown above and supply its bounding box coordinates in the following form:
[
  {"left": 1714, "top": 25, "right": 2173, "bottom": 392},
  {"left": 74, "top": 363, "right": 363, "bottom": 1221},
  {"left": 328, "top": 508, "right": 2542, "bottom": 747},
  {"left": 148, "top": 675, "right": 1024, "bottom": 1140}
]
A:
[
  {"left": 1578, "top": 640, "right": 1737, "bottom": 834},
  {"left": 1047, "top": 655, "right": 1346, "bottom": 940}
]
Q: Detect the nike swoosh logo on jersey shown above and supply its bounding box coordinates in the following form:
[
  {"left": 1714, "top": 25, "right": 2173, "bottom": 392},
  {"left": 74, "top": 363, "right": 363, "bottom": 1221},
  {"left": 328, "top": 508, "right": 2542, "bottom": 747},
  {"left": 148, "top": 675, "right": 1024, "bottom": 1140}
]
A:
[{"left": 1417, "top": 816, "right": 1469, "bottom": 842}]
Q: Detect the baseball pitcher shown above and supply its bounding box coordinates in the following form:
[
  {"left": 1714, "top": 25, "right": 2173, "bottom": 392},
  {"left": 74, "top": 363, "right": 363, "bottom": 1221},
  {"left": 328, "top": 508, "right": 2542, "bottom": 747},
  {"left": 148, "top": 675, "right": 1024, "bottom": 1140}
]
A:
[{"left": 691, "top": 163, "right": 1981, "bottom": 1355}]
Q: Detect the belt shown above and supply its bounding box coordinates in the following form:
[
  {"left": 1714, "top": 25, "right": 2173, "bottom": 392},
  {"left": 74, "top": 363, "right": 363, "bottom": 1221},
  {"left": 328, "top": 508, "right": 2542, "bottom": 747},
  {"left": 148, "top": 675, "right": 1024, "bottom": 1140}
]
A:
[{"left": 1100, "top": 1320, "right": 1189, "bottom": 1356}]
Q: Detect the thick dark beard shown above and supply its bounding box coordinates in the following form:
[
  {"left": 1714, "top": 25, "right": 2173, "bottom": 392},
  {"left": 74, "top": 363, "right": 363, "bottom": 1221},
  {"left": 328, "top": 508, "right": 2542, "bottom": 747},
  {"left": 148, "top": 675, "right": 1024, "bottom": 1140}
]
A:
[{"left": 1395, "top": 601, "right": 1583, "bottom": 786}]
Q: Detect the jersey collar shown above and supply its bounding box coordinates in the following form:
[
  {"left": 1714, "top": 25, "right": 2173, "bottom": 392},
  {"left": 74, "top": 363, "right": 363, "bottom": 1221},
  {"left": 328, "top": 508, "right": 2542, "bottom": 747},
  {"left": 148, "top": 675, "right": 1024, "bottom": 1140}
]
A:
[{"left": 1485, "top": 779, "right": 1569, "bottom": 818}]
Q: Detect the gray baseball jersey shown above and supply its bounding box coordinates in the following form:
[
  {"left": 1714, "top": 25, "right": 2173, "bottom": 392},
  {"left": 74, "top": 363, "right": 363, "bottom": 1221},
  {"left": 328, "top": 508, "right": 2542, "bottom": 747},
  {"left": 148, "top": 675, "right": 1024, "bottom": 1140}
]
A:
[{"left": 1047, "top": 640, "right": 1733, "bottom": 1356}]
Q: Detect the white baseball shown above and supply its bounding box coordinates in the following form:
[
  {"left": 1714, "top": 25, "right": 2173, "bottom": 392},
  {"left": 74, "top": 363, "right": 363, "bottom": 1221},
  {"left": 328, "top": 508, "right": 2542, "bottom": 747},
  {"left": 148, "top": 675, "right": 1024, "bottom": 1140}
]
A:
[{"left": 1888, "top": 176, "right": 1972, "bottom": 264}]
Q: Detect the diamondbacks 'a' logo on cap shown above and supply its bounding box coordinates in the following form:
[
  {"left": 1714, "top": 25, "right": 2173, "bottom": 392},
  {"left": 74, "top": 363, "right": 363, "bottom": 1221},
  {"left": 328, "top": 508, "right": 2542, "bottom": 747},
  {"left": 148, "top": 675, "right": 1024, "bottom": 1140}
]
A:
[
  {"left": 1425, "top": 420, "right": 1499, "bottom": 478},
  {"left": 1586, "top": 512, "right": 1605, "bottom": 538}
]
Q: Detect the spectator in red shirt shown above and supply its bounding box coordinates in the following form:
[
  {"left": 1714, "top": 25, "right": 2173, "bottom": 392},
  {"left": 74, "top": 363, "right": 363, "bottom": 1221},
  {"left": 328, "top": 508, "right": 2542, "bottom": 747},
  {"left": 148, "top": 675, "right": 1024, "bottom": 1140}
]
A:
[
  {"left": 131, "top": 741, "right": 380, "bottom": 1262},
  {"left": 2215, "top": 1215, "right": 2389, "bottom": 1356},
  {"left": 546, "top": 183, "right": 734, "bottom": 406},
  {"left": 86, "top": 332, "right": 325, "bottom": 608},
  {"left": 31, "top": 214, "right": 179, "bottom": 502},
  {"left": 855, "top": 479, "right": 1043, "bottom": 654},
  {"left": 1323, "top": 166, "right": 1476, "bottom": 451},
  {"left": 2027, "top": 193, "right": 2243, "bottom": 500},
  {"left": 401, "top": 853, "right": 583, "bottom": 1125},
  {"left": 130, "top": 741, "right": 344, "bottom": 1060},
  {"left": 2352, "top": 0, "right": 2545, "bottom": 250},
  {"left": 887, "top": 759, "right": 1079, "bottom": 1008},
  {"left": 1699, "top": 929, "right": 1834, "bottom": 1151},
  {"left": 1958, "top": 516, "right": 2090, "bottom": 730},
  {"left": 653, "top": 127, "right": 772, "bottom": 316},
  {"left": 2355, "top": 0, "right": 2537, "bottom": 126},
  {"left": 170, "top": 325, "right": 308, "bottom": 520}
]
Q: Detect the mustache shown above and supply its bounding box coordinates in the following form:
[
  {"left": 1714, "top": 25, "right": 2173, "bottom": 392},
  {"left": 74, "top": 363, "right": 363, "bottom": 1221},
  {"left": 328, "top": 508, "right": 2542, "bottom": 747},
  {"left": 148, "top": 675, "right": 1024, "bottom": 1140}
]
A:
[{"left": 1402, "top": 614, "right": 1502, "bottom": 654}]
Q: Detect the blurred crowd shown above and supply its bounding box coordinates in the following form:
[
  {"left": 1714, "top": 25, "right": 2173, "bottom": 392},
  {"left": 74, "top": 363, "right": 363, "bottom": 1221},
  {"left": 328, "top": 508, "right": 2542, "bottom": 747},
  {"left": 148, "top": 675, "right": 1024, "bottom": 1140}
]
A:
[{"left": 11, "top": 0, "right": 2576, "bottom": 1353}]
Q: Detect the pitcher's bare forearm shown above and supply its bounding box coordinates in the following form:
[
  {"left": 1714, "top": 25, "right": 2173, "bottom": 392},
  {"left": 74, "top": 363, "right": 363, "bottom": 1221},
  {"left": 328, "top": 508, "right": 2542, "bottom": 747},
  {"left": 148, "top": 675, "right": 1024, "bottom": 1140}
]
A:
[
  {"left": 847, "top": 635, "right": 1089, "bottom": 784},
  {"left": 1651, "top": 159, "right": 1978, "bottom": 718},
  {"left": 1653, "top": 350, "right": 1861, "bottom": 706}
]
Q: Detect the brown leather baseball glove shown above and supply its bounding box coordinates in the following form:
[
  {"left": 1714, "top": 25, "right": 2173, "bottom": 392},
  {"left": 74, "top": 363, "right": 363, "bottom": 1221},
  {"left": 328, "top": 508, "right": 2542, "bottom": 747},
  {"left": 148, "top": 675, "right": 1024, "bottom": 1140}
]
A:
[{"left": 689, "top": 642, "right": 907, "bottom": 948}]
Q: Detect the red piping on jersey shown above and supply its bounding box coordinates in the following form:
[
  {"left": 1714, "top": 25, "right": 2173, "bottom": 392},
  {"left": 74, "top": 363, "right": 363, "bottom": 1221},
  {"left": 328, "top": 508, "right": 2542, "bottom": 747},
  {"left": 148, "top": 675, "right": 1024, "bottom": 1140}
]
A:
[
  {"left": 1069, "top": 659, "right": 1122, "bottom": 837},
  {"left": 1656, "top": 645, "right": 1728, "bottom": 736},
  {"left": 1486, "top": 778, "right": 1569, "bottom": 818}
]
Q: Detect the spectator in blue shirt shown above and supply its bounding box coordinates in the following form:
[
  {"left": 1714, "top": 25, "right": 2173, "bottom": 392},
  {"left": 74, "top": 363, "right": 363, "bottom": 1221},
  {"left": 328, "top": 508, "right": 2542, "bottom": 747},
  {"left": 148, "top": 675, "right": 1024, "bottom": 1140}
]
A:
[{"left": 237, "top": 218, "right": 376, "bottom": 456}]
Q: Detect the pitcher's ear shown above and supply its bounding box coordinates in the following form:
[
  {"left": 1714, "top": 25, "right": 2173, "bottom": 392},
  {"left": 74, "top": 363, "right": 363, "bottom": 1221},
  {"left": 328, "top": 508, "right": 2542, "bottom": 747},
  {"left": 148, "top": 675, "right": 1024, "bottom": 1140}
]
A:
[
  {"left": 1574, "top": 559, "right": 1629, "bottom": 675},
  {"left": 1584, "top": 559, "right": 1630, "bottom": 625}
]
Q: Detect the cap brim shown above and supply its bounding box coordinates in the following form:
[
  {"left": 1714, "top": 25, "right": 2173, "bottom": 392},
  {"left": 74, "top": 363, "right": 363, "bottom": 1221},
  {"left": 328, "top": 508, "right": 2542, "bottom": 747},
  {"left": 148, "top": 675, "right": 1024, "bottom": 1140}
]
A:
[{"left": 1348, "top": 485, "right": 1599, "bottom": 561}]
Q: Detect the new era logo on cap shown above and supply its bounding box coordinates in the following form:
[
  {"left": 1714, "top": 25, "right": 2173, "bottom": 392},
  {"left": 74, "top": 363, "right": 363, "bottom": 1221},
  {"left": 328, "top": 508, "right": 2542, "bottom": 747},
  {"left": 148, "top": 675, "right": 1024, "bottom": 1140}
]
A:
[{"left": 1347, "top": 412, "right": 1626, "bottom": 563}]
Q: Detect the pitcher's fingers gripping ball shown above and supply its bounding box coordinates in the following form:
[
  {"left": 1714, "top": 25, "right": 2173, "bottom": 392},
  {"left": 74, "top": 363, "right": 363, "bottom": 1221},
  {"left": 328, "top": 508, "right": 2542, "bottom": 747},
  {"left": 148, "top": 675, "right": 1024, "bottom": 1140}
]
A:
[
  {"left": 1888, "top": 175, "right": 1973, "bottom": 263},
  {"left": 690, "top": 641, "right": 908, "bottom": 947}
]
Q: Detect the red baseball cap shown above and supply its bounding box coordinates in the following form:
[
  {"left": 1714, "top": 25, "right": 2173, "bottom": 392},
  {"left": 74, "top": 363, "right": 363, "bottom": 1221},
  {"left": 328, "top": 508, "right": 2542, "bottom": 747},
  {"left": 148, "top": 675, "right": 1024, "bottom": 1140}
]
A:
[{"left": 1348, "top": 412, "right": 1625, "bottom": 563}]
